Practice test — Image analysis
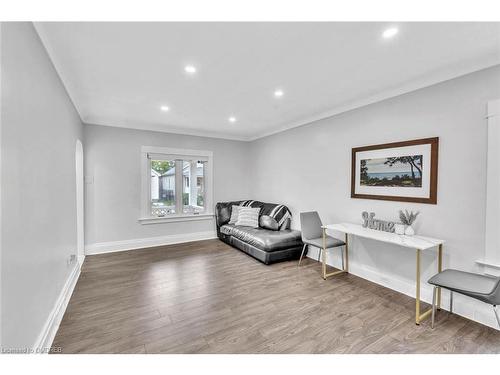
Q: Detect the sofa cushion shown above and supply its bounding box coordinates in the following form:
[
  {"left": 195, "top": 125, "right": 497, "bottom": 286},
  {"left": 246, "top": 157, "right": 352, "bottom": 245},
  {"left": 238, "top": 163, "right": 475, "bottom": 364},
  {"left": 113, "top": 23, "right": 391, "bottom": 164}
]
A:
[
  {"left": 220, "top": 224, "right": 236, "bottom": 236},
  {"left": 222, "top": 224, "right": 302, "bottom": 252}
]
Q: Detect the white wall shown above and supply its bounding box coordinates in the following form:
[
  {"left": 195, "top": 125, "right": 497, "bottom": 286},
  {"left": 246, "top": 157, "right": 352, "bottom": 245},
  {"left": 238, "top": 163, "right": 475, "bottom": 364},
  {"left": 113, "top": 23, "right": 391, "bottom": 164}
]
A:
[
  {"left": 1, "top": 23, "right": 84, "bottom": 348},
  {"left": 249, "top": 65, "right": 500, "bottom": 328},
  {"left": 83, "top": 124, "right": 251, "bottom": 249}
]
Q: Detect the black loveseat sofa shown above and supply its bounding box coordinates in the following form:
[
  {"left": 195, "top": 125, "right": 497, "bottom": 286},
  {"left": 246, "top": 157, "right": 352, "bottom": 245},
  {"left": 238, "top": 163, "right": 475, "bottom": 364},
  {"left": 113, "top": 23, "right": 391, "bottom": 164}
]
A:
[{"left": 215, "top": 200, "right": 303, "bottom": 264}]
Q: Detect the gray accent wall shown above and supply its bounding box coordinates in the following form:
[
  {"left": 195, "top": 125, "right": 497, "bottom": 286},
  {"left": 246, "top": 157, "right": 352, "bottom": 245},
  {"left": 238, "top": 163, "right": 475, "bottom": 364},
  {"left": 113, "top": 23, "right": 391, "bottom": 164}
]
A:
[
  {"left": 248, "top": 65, "right": 500, "bottom": 326},
  {"left": 1, "top": 23, "right": 84, "bottom": 348},
  {"left": 83, "top": 124, "right": 251, "bottom": 245}
]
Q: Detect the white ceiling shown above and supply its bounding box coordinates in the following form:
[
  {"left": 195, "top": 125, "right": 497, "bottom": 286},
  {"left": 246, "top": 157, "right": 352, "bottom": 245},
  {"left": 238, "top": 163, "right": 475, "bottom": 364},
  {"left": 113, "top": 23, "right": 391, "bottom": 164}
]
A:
[{"left": 34, "top": 22, "right": 500, "bottom": 141}]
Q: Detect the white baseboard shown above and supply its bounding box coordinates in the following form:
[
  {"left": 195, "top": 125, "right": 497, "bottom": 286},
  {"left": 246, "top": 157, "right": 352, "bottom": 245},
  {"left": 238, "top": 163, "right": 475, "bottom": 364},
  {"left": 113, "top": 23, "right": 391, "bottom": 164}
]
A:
[
  {"left": 78, "top": 254, "right": 85, "bottom": 267},
  {"left": 306, "top": 250, "right": 500, "bottom": 331},
  {"left": 85, "top": 231, "right": 217, "bottom": 255},
  {"left": 33, "top": 261, "right": 81, "bottom": 353}
]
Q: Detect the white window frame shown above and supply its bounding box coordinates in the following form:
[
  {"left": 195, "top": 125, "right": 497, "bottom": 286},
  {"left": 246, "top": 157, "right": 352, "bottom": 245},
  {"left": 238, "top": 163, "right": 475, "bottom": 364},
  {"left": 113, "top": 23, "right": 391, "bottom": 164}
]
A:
[
  {"left": 139, "top": 146, "right": 214, "bottom": 224},
  {"left": 477, "top": 99, "right": 500, "bottom": 275}
]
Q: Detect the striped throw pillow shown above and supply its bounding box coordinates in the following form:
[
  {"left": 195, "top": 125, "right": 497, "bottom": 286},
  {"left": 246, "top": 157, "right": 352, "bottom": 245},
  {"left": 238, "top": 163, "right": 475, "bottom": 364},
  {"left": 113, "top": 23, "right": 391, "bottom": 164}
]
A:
[
  {"left": 228, "top": 205, "right": 240, "bottom": 224},
  {"left": 235, "top": 207, "right": 261, "bottom": 228}
]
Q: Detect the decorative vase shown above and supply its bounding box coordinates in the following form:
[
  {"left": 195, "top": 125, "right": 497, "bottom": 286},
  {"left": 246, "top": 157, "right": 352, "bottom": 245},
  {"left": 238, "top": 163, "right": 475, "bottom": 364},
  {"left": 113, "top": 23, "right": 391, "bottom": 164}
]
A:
[
  {"left": 404, "top": 225, "right": 415, "bottom": 236},
  {"left": 395, "top": 223, "right": 405, "bottom": 235}
]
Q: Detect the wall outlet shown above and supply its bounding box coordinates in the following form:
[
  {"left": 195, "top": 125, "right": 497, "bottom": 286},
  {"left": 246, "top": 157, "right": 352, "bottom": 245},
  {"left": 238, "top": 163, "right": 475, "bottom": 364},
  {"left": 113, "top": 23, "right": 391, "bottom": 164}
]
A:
[
  {"left": 67, "top": 254, "right": 76, "bottom": 266},
  {"left": 84, "top": 175, "right": 94, "bottom": 184}
]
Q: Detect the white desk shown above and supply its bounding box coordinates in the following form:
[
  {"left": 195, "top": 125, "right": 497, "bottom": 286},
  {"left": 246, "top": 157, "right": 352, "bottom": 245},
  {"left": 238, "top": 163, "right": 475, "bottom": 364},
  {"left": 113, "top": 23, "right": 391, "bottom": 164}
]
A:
[{"left": 321, "top": 222, "right": 445, "bottom": 325}]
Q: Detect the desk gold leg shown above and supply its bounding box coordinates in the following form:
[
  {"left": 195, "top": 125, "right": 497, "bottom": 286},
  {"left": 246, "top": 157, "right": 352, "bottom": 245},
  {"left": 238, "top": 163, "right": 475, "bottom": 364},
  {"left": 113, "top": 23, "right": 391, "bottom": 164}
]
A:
[
  {"left": 322, "top": 227, "right": 326, "bottom": 280},
  {"left": 437, "top": 244, "right": 443, "bottom": 309},
  {"left": 415, "top": 247, "right": 434, "bottom": 324},
  {"left": 345, "top": 233, "right": 349, "bottom": 273},
  {"left": 416, "top": 248, "right": 421, "bottom": 324}
]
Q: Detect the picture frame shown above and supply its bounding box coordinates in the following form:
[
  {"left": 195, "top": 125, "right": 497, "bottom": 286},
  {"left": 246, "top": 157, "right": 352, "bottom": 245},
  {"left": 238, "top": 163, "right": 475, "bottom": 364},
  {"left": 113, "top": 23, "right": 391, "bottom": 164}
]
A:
[{"left": 351, "top": 137, "right": 439, "bottom": 204}]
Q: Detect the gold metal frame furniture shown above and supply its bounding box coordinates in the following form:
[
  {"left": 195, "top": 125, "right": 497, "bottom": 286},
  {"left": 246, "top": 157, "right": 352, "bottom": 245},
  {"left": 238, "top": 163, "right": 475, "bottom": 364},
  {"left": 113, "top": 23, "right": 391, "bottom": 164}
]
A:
[
  {"left": 322, "top": 223, "right": 444, "bottom": 325},
  {"left": 321, "top": 227, "right": 349, "bottom": 279}
]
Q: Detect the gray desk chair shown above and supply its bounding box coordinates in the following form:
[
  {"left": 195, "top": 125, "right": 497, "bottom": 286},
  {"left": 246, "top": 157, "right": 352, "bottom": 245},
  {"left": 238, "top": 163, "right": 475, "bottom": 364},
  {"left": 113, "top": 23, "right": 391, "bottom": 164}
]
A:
[
  {"left": 299, "top": 211, "right": 345, "bottom": 267},
  {"left": 428, "top": 269, "right": 500, "bottom": 329}
]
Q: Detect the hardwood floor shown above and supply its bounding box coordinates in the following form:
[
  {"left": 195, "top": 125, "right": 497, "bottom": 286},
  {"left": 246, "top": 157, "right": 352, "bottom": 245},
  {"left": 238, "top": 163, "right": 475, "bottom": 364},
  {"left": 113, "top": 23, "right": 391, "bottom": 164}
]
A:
[{"left": 53, "top": 239, "right": 500, "bottom": 354}]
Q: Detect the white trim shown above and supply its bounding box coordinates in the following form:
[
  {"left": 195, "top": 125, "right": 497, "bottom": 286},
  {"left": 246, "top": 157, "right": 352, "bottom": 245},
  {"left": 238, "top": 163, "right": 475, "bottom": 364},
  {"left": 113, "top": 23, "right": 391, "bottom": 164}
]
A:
[
  {"left": 484, "top": 98, "right": 500, "bottom": 274},
  {"left": 476, "top": 259, "right": 500, "bottom": 269},
  {"left": 78, "top": 254, "right": 85, "bottom": 267},
  {"left": 85, "top": 231, "right": 217, "bottom": 255},
  {"left": 84, "top": 119, "right": 250, "bottom": 141},
  {"left": 33, "top": 262, "right": 81, "bottom": 353},
  {"left": 476, "top": 259, "right": 500, "bottom": 277},
  {"left": 250, "top": 61, "right": 500, "bottom": 141},
  {"left": 45, "top": 59, "right": 499, "bottom": 143},
  {"left": 33, "top": 23, "right": 85, "bottom": 124},
  {"left": 487, "top": 99, "right": 500, "bottom": 118},
  {"left": 138, "top": 213, "right": 214, "bottom": 225},
  {"left": 141, "top": 145, "right": 213, "bottom": 158}
]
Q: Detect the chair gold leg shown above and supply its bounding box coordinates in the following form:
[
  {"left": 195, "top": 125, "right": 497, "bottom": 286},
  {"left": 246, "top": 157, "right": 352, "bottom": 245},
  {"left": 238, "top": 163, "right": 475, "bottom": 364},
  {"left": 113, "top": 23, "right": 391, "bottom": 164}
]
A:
[
  {"left": 431, "top": 286, "right": 437, "bottom": 329},
  {"left": 322, "top": 227, "right": 326, "bottom": 280},
  {"left": 298, "top": 244, "right": 307, "bottom": 266}
]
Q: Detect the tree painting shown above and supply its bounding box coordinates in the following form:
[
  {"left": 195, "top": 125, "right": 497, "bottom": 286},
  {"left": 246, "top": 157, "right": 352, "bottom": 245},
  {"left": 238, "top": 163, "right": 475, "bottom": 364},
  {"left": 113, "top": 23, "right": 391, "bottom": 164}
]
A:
[{"left": 360, "top": 155, "right": 423, "bottom": 187}]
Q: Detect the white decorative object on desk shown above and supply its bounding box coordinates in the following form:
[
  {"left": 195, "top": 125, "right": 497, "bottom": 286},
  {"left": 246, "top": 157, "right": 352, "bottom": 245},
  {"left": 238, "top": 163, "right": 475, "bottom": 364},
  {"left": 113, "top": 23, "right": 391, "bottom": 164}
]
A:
[
  {"left": 404, "top": 225, "right": 415, "bottom": 236},
  {"left": 361, "top": 211, "right": 395, "bottom": 232},
  {"left": 399, "top": 210, "right": 419, "bottom": 236},
  {"left": 395, "top": 223, "right": 405, "bottom": 235}
]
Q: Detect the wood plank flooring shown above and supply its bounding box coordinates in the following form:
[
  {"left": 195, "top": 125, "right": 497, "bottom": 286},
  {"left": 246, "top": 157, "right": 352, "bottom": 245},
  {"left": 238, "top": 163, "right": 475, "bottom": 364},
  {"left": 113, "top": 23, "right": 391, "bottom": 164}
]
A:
[{"left": 53, "top": 239, "right": 500, "bottom": 354}]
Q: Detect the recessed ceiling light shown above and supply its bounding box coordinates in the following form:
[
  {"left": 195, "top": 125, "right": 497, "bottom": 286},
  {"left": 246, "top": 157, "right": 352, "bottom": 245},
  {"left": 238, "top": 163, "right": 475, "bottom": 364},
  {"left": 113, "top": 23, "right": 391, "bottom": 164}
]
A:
[
  {"left": 274, "top": 89, "right": 284, "bottom": 98},
  {"left": 160, "top": 105, "right": 170, "bottom": 112},
  {"left": 228, "top": 116, "right": 237, "bottom": 123},
  {"left": 382, "top": 27, "right": 399, "bottom": 39},
  {"left": 184, "top": 65, "right": 197, "bottom": 74}
]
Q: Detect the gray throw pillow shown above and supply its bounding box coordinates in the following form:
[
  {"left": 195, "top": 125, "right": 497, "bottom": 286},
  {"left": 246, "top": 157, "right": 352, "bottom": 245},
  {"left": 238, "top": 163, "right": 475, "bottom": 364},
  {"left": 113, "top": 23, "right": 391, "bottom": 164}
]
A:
[
  {"left": 235, "top": 207, "right": 260, "bottom": 228},
  {"left": 228, "top": 205, "right": 240, "bottom": 224},
  {"left": 259, "top": 215, "right": 279, "bottom": 231}
]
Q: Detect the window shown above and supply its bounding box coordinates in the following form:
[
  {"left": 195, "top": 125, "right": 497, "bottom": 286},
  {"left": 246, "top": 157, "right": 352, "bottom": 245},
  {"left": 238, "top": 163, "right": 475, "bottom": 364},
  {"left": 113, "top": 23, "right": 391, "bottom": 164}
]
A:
[{"left": 140, "top": 146, "right": 213, "bottom": 222}]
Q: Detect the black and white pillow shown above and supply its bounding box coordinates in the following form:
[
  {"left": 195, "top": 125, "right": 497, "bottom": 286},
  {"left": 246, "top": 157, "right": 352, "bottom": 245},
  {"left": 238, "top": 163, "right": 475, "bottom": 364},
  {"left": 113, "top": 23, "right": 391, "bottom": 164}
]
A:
[
  {"left": 239, "top": 200, "right": 291, "bottom": 230},
  {"left": 235, "top": 207, "right": 261, "bottom": 228}
]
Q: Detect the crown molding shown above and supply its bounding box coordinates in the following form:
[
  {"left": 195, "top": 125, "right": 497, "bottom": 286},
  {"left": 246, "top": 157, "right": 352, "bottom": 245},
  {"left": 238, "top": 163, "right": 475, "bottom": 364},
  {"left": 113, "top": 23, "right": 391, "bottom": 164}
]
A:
[
  {"left": 83, "top": 117, "right": 250, "bottom": 142},
  {"left": 34, "top": 21, "right": 500, "bottom": 143},
  {"left": 248, "top": 60, "right": 500, "bottom": 141}
]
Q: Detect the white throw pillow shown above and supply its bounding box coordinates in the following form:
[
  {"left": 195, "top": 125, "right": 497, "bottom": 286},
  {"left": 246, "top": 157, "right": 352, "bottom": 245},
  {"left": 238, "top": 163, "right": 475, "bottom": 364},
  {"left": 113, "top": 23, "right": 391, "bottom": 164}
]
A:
[
  {"left": 235, "top": 207, "right": 261, "bottom": 228},
  {"left": 228, "top": 205, "right": 241, "bottom": 225}
]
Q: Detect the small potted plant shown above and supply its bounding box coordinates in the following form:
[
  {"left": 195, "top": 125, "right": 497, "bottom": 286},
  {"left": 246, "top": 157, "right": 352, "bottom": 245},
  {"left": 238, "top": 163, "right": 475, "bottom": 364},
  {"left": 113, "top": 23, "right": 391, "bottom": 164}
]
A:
[{"left": 399, "top": 210, "right": 420, "bottom": 236}]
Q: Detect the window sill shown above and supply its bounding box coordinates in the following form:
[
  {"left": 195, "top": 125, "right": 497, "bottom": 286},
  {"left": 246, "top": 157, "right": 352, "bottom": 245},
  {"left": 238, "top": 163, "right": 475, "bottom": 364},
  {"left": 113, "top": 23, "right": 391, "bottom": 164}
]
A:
[
  {"left": 476, "top": 259, "right": 500, "bottom": 269},
  {"left": 138, "top": 213, "right": 215, "bottom": 225}
]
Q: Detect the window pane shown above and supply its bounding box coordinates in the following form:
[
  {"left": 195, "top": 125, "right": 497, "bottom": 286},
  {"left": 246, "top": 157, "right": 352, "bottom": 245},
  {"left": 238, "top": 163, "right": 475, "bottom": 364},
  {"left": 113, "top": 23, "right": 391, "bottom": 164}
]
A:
[
  {"left": 150, "top": 159, "right": 176, "bottom": 216},
  {"left": 182, "top": 160, "right": 205, "bottom": 214}
]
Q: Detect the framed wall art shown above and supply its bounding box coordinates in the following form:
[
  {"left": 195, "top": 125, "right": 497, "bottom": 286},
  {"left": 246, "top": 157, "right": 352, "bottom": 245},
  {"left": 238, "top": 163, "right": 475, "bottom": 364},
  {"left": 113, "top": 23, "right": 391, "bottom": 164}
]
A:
[{"left": 351, "top": 137, "right": 439, "bottom": 204}]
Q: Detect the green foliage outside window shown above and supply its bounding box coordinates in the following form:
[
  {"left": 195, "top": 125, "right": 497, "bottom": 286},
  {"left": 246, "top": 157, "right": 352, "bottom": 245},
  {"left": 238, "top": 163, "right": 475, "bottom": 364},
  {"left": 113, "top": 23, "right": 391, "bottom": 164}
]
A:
[{"left": 151, "top": 160, "right": 174, "bottom": 175}]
